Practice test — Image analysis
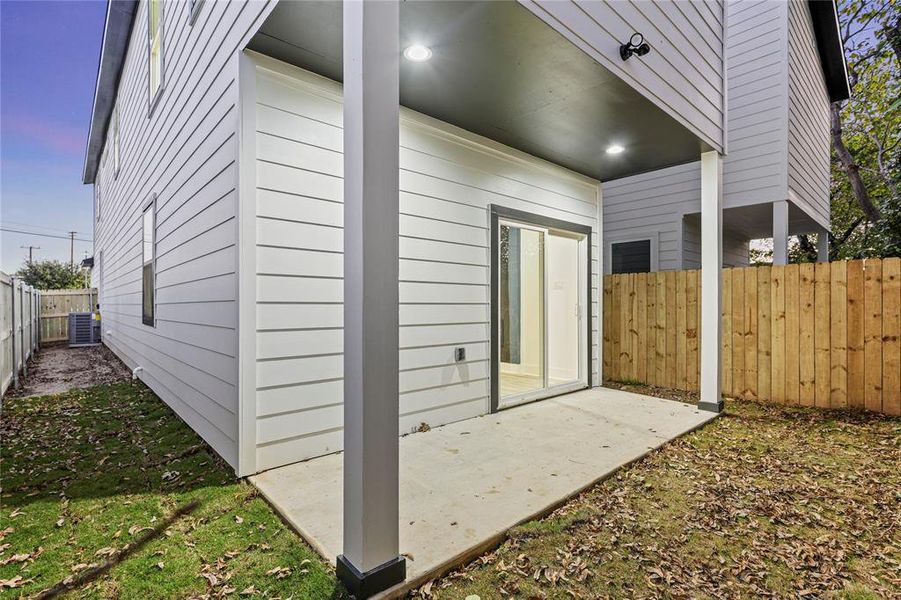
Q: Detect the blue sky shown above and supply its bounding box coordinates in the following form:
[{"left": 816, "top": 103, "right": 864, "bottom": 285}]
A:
[{"left": 1, "top": 0, "right": 106, "bottom": 274}]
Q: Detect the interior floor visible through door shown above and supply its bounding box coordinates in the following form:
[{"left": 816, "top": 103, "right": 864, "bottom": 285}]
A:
[{"left": 499, "top": 373, "right": 570, "bottom": 398}]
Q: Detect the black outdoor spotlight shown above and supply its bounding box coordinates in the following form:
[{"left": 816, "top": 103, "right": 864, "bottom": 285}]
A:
[{"left": 619, "top": 33, "right": 651, "bottom": 61}]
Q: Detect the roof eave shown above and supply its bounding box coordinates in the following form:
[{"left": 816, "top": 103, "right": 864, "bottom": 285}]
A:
[
  {"left": 807, "top": 0, "right": 852, "bottom": 103},
  {"left": 82, "top": 0, "right": 138, "bottom": 184}
]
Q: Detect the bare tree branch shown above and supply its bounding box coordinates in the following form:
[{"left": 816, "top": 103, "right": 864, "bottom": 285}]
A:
[{"left": 830, "top": 103, "right": 883, "bottom": 223}]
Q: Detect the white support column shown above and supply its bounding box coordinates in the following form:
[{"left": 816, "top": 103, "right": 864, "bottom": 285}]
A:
[
  {"left": 337, "top": 1, "right": 405, "bottom": 597},
  {"left": 817, "top": 228, "right": 830, "bottom": 262},
  {"left": 699, "top": 152, "right": 723, "bottom": 413},
  {"left": 772, "top": 200, "right": 789, "bottom": 266},
  {"left": 596, "top": 184, "right": 603, "bottom": 387}
]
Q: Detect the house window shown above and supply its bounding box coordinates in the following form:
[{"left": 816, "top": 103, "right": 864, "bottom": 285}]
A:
[
  {"left": 148, "top": 0, "right": 164, "bottom": 110},
  {"left": 97, "top": 250, "right": 103, "bottom": 307},
  {"left": 189, "top": 0, "right": 203, "bottom": 25},
  {"left": 611, "top": 240, "right": 651, "bottom": 274},
  {"left": 142, "top": 201, "right": 156, "bottom": 326},
  {"left": 113, "top": 104, "right": 120, "bottom": 177}
]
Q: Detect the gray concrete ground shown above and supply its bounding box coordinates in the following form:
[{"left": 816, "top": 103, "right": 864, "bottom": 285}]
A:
[
  {"left": 251, "top": 387, "right": 717, "bottom": 584},
  {"left": 4, "top": 343, "right": 131, "bottom": 398}
]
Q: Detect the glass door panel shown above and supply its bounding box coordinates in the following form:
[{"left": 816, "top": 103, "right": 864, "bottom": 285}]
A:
[
  {"left": 499, "top": 224, "right": 545, "bottom": 402},
  {"left": 546, "top": 232, "right": 582, "bottom": 388}
]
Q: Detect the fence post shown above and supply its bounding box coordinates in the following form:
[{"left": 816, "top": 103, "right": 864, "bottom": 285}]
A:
[
  {"left": 10, "top": 278, "right": 18, "bottom": 388},
  {"left": 36, "top": 291, "right": 41, "bottom": 350},
  {"left": 19, "top": 283, "right": 27, "bottom": 379}
]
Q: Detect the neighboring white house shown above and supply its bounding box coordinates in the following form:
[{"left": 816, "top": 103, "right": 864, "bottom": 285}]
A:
[
  {"left": 82, "top": 0, "right": 846, "bottom": 594},
  {"left": 603, "top": 0, "right": 849, "bottom": 274}
]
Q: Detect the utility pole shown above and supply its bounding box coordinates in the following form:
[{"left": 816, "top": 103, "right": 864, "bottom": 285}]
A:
[
  {"left": 68, "top": 231, "right": 77, "bottom": 271},
  {"left": 20, "top": 245, "right": 40, "bottom": 264}
]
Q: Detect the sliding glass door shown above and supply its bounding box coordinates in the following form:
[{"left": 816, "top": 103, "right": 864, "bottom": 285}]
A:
[{"left": 498, "top": 219, "right": 587, "bottom": 409}]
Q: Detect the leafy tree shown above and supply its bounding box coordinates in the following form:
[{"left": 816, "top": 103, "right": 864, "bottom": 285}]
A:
[
  {"left": 15, "top": 260, "right": 89, "bottom": 290},
  {"left": 798, "top": 0, "right": 901, "bottom": 262}
]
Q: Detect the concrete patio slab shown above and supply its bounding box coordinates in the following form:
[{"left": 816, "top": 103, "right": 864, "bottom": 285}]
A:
[{"left": 250, "top": 387, "right": 717, "bottom": 587}]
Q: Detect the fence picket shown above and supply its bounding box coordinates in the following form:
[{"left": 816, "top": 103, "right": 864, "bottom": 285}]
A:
[
  {"left": 830, "top": 261, "right": 848, "bottom": 408},
  {"left": 722, "top": 269, "right": 733, "bottom": 395},
  {"left": 655, "top": 272, "right": 666, "bottom": 386},
  {"left": 744, "top": 267, "right": 758, "bottom": 400},
  {"left": 846, "top": 260, "right": 866, "bottom": 409},
  {"left": 799, "top": 264, "right": 816, "bottom": 406},
  {"left": 676, "top": 270, "right": 687, "bottom": 390},
  {"left": 882, "top": 257, "right": 900, "bottom": 415},
  {"left": 784, "top": 265, "right": 800, "bottom": 405},
  {"left": 601, "top": 260, "right": 897, "bottom": 416},
  {"left": 771, "top": 266, "right": 786, "bottom": 404},
  {"left": 814, "top": 263, "right": 832, "bottom": 408},
  {"left": 863, "top": 259, "right": 883, "bottom": 412},
  {"left": 731, "top": 269, "right": 745, "bottom": 399}
]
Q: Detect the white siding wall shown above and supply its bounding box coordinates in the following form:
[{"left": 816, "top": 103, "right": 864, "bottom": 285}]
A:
[
  {"left": 602, "top": 0, "right": 833, "bottom": 269},
  {"left": 246, "top": 54, "right": 600, "bottom": 471},
  {"left": 722, "top": 0, "right": 789, "bottom": 207},
  {"left": 93, "top": 0, "right": 272, "bottom": 473},
  {"left": 600, "top": 162, "right": 749, "bottom": 273},
  {"left": 521, "top": 0, "right": 726, "bottom": 152},
  {"left": 603, "top": 162, "right": 700, "bottom": 272},
  {"left": 787, "top": 0, "right": 831, "bottom": 229}
]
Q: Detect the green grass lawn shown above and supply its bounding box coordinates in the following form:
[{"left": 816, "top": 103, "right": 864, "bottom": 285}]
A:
[
  {"left": 0, "top": 382, "right": 346, "bottom": 599},
  {"left": 415, "top": 399, "right": 901, "bottom": 599}
]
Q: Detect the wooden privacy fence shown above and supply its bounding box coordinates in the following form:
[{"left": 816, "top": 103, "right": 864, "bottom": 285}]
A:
[
  {"left": 40, "top": 288, "right": 98, "bottom": 343},
  {"left": 1, "top": 273, "right": 41, "bottom": 396},
  {"left": 603, "top": 258, "right": 901, "bottom": 416}
]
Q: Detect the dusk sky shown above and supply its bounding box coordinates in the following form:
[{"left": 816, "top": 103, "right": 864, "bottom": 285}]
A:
[{"left": 1, "top": 0, "right": 106, "bottom": 274}]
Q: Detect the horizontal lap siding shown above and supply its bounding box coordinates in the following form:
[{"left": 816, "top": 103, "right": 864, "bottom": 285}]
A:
[
  {"left": 93, "top": 0, "right": 272, "bottom": 472},
  {"left": 602, "top": 0, "right": 792, "bottom": 270},
  {"left": 787, "top": 0, "right": 831, "bottom": 229},
  {"left": 722, "top": 0, "right": 788, "bottom": 207},
  {"left": 521, "top": 0, "right": 725, "bottom": 152},
  {"left": 250, "top": 56, "right": 600, "bottom": 470},
  {"left": 602, "top": 162, "right": 700, "bottom": 272}
]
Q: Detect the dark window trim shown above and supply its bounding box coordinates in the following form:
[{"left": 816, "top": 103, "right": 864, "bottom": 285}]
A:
[
  {"left": 605, "top": 232, "right": 659, "bottom": 274},
  {"left": 141, "top": 196, "right": 157, "bottom": 327},
  {"left": 189, "top": 0, "right": 203, "bottom": 25},
  {"left": 489, "top": 204, "right": 593, "bottom": 413},
  {"left": 147, "top": 0, "right": 166, "bottom": 117},
  {"left": 610, "top": 239, "right": 652, "bottom": 274}
]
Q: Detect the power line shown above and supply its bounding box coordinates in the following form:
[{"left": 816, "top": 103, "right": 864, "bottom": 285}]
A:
[
  {"left": 0, "top": 221, "right": 82, "bottom": 235},
  {"left": 0, "top": 227, "right": 92, "bottom": 243}
]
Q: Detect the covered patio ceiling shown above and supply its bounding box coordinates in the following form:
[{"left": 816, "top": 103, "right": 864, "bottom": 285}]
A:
[
  {"left": 685, "top": 201, "right": 827, "bottom": 241},
  {"left": 247, "top": 0, "right": 706, "bottom": 182}
]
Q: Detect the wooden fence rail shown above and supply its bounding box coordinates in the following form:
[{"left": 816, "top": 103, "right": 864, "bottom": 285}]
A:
[{"left": 603, "top": 258, "right": 901, "bottom": 416}]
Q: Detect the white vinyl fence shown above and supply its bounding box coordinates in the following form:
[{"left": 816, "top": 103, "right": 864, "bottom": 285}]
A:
[{"left": 1, "top": 273, "right": 41, "bottom": 396}]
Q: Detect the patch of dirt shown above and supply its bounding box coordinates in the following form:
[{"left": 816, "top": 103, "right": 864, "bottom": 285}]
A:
[
  {"left": 4, "top": 343, "right": 132, "bottom": 398},
  {"left": 603, "top": 379, "right": 701, "bottom": 404}
]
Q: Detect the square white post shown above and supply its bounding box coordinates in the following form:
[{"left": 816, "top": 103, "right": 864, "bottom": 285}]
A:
[
  {"left": 772, "top": 199, "right": 789, "bottom": 266},
  {"left": 699, "top": 151, "right": 723, "bottom": 412},
  {"left": 337, "top": 0, "right": 406, "bottom": 597},
  {"left": 817, "top": 228, "right": 829, "bottom": 262}
]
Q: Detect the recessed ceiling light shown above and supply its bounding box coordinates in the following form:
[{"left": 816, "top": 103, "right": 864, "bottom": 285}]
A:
[
  {"left": 403, "top": 44, "right": 432, "bottom": 62},
  {"left": 606, "top": 144, "right": 625, "bottom": 155}
]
